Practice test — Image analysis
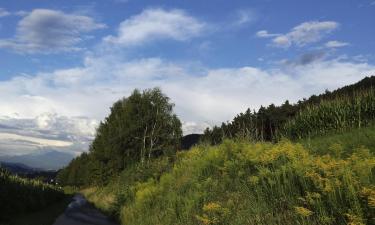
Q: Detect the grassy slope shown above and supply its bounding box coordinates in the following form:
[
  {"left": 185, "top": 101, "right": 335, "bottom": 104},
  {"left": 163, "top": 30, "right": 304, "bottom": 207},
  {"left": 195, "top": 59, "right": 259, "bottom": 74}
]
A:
[
  {"left": 83, "top": 137, "right": 375, "bottom": 225},
  {"left": 299, "top": 125, "right": 375, "bottom": 156}
]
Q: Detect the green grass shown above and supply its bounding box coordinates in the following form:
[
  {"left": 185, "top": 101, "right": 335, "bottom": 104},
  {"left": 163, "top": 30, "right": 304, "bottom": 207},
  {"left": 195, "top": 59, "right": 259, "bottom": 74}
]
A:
[
  {"left": 81, "top": 156, "right": 174, "bottom": 218},
  {"left": 83, "top": 140, "right": 375, "bottom": 225},
  {"left": 300, "top": 125, "right": 375, "bottom": 156}
]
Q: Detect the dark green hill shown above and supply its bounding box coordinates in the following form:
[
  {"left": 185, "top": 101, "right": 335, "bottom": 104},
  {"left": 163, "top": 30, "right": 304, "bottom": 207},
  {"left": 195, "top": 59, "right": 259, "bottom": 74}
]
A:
[{"left": 181, "top": 134, "right": 202, "bottom": 150}]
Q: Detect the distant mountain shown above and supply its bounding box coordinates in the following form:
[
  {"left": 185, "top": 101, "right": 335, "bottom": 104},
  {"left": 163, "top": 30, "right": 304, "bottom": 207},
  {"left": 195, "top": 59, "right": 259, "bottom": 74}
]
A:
[
  {"left": 181, "top": 134, "right": 202, "bottom": 150},
  {"left": 0, "top": 161, "right": 40, "bottom": 174},
  {"left": 0, "top": 150, "right": 74, "bottom": 170}
]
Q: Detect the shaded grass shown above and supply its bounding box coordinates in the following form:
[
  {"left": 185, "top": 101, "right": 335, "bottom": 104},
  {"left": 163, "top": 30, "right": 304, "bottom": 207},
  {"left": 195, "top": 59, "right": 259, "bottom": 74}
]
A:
[
  {"left": 4, "top": 195, "right": 72, "bottom": 225},
  {"left": 81, "top": 187, "right": 116, "bottom": 214},
  {"left": 0, "top": 169, "right": 65, "bottom": 222}
]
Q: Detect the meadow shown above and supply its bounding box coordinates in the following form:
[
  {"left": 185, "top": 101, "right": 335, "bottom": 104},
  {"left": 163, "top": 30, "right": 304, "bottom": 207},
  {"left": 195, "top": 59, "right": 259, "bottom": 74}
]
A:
[{"left": 82, "top": 139, "right": 375, "bottom": 225}]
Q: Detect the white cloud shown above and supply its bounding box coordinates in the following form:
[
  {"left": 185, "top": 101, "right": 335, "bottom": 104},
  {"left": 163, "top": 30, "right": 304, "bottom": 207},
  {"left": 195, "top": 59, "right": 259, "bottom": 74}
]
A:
[
  {"left": 0, "top": 133, "right": 72, "bottom": 148},
  {"left": 256, "top": 30, "right": 280, "bottom": 38},
  {"left": 0, "top": 9, "right": 106, "bottom": 53},
  {"left": 0, "top": 54, "right": 374, "bottom": 149},
  {"left": 0, "top": 113, "right": 97, "bottom": 155},
  {"left": 104, "top": 8, "right": 206, "bottom": 46},
  {"left": 0, "top": 114, "right": 97, "bottom": 139},
  {"left": 325, "top": 40, "right": 349, "bottom": 48},
  {"left": 0, "top": 8, "right": 10, "bottom": 17},
  {"left": 258, "top": 21, "right": 339, "bottom": 48}
]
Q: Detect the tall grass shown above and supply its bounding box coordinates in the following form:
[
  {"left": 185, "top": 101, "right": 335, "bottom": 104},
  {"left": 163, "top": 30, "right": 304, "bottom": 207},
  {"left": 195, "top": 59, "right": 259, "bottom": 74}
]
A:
[
  {"left": 84, "top": 140, "right": 375, "bottom": 225},
  {"left": 284, "top": 89, "right": 375, "bottom": 139},
  {"left": 0, "top": 168, "right": 64, "bottom": 221},
  {"left": 299, "top": 125, "right": 375, "bottom": 156}
]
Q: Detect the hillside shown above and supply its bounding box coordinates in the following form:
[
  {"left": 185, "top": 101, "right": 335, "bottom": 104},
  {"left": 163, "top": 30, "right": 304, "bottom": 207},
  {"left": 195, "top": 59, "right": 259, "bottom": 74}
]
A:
[
  {"left": 82, "top": 140, "right": 375, "bottom": 225},
  {"left": 59, "top": 80, "right": 375, "bottom": 225},
  {"left": 201, "top": 76, "right": 375, "bottom": 144},
  {"left": 181, "top": 134, "right": 202, "bottom": 150}
]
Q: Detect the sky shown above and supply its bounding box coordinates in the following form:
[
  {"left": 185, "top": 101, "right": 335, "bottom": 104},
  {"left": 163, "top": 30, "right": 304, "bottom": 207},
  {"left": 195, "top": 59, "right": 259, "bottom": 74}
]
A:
[{"left": 0, "top": 0, "right": 374, "bottom": 156}]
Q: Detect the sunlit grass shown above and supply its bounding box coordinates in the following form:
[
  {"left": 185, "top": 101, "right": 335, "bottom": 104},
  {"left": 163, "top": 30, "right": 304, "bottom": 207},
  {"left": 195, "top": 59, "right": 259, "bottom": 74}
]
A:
[{"left": 84, "top": 140, "right": 375, "bottom": 225}]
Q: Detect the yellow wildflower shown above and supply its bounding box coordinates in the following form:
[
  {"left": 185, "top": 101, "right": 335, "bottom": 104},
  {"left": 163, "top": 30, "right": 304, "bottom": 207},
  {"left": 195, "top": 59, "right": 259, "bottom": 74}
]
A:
[
  {"left": 345, "top": 213, "right": 365, "bottom": 225},
  {"left": 248, "top": 175, "right": 259, "bottom": 185},
  {"left": 360, "top": 187, "right": 375, "bottom": 208},
  {"left": 203, "top": 202, "right": 222, "bottom": 212},
  {"left": 294, "top": 206, "right": 313, "bottom": 217},
  {"left": 196, "top": 215, "right": 213, "bottom": 225}
]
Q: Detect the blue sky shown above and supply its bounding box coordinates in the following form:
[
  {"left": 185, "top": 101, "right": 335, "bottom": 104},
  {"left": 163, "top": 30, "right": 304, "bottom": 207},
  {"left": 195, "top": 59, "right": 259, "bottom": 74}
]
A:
[{"left": 0, "top": 0, "right": 374, "bottom": 156}]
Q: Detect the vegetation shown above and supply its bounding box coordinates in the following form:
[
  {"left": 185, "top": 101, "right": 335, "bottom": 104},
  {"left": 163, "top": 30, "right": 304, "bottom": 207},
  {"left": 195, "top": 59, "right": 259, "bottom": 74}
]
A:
[
  {"left": 82, "top": 140, "right": 375, "bottom": 225},
  {"left": 56, "top": 77, "right": 375, "bottom": 224},
  {"left": 0, "top": 168, "right": 65, "bottom": 222},
  {"left": 201, "top": 76, "right": 375, "bottom": 144},
  {"left": 284, "top": 89, "right": 375, "bottom": 139},
  {"left": 5, "top": 197, "right": 71, "bottom": 225},
  {"left": 58, "top": 88, "right": 182, "bottom": 186},
  {"left": 300, "top": 125, "right": 375, "bottom": 156}
]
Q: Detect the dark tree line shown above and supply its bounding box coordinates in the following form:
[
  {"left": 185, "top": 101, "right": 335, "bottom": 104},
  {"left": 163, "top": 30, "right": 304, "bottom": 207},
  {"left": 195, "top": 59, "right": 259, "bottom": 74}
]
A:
[
  {"left": 202, "top": 76, "right": 375, "bottom": 144},
  {"left": 57, "top": 88, "right": 182, "bottom": 186}
]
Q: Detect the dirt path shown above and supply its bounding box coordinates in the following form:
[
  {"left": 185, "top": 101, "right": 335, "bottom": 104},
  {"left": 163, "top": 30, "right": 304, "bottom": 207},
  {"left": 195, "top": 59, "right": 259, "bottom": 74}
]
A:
[{"left": 53, "top": 194, "right": 118, "bottom": 225}]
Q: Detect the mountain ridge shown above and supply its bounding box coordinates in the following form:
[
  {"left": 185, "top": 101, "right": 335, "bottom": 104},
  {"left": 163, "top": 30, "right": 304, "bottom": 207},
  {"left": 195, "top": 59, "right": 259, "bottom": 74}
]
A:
[{"left": 0, "top": 150, "right": 74, "bottom": 170}]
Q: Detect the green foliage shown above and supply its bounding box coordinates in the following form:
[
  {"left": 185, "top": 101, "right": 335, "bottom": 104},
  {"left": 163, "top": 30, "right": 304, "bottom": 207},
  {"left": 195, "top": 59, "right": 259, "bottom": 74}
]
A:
[
  {"left": 202, "top": 102, "right": 295, "bottom": 144},
  {"left": 284, "top": 89, "right": 375, "bottom": 139},
  {"left": 58, "top": 88, "right": 182, "bottom": 186},
  {"left": 0, "top": 168, "right": 64, "bottom": 222},
  {"left": 81, "top": 156, "right": 174, "bottom": 219},
  {"left": 202, "top": 76, "right": 375, "bottom": 144},
  {"left": 84, "top": 140, "right": 375, "bottom": 225}
]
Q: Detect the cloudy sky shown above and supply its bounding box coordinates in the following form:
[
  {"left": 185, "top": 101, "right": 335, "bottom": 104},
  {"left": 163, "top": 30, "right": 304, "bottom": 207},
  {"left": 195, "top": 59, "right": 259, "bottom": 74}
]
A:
[{"left": 0, "top": 0, "right": 374, "bottom": 156}]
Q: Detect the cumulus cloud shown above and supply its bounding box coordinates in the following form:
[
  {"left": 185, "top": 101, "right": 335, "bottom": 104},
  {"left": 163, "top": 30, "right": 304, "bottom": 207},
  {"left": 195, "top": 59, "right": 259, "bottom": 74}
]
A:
[
  {"left": 0, "top": 8, "right": 10, "bottom": 17},
  {"left": 0, "top": 54, "right": 374, "bottom": 156},
  {"left": 0, "top": 9, "right": 106, "bottom": 53},
  {"left": 325, "top": 40, "right": 349, "bottom": 48},
  {"left": 103, "top": 8, "right": 206, "bottom": 46},
  {"left": 0, "top": 113, "right": 97, "bottom": 155},
  {"left": 258, "top": 21, "right": 339, "bottom": 48}
]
